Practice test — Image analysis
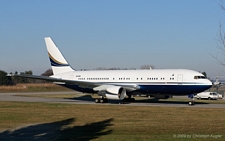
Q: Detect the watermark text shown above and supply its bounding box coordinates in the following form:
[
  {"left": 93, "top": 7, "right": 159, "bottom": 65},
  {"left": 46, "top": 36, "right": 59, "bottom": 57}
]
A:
[{"left": 173, "top": 134, "right": 223, "bottom": 139}]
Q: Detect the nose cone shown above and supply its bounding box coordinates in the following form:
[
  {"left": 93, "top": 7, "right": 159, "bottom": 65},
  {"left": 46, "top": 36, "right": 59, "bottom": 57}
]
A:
[{"left": 206, "top": 79, "right": 213, "bottom": 87}]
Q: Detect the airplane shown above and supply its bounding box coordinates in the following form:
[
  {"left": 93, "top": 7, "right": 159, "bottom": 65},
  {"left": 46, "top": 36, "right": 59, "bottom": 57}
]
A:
[
  {"left": 211, "top": 76, "right": 224, "bottom": 94},
  {"left": 8, "top": 37, "right": 212, "bottom": 105},
  {"left": 213, "top": 76, "right": 222, "bottom": 86}
]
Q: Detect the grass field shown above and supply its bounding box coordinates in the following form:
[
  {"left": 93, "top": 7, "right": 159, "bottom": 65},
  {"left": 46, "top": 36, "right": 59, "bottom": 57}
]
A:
[
  {"left": 0, "top": 84, "right": 225, "bottom": 140},
  {"left": 0, "top": 101, "right": 225, "bottom": 141}
]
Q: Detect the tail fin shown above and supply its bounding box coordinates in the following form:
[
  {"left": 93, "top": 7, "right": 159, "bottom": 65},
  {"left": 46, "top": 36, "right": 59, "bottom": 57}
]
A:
[{"left": 44, "top": 37, "right": 74, "bottom": 75}]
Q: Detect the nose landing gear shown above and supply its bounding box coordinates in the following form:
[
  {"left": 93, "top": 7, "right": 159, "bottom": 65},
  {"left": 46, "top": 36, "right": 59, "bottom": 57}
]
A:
[{"left": 188, "top": 94, "right": 195, "bottom": 106}]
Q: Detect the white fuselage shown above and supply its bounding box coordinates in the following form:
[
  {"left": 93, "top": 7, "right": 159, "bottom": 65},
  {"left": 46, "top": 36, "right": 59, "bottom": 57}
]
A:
[
  {"left": 52, "top": 69, "right": 212, "bottom": 95},
  {"left": 44, "top": 37, "right": 212, "bottom": 98}
]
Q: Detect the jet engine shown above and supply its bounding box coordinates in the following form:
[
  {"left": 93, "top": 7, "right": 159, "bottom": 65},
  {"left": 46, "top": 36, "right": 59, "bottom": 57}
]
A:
[{"left": 103, "top": 86, "right": 127, "bottom": 100}]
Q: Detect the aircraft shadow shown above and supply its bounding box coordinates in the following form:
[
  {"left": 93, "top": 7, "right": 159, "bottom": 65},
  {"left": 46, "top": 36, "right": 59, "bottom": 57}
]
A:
[
  {"left": 67, "top": 96, "right": 124, "bottom": 104},
  {"left": 66, "top": 95, "right": 96, "bottom": 102},
  {"left": 67, "top": 96, "right": 209, "bottom": 105},
  {"left": 0, "top": 118, "right": 113, "bottom": 141},
  {"left": 133, "top": 99, "right": 209, "bottom": 105}
]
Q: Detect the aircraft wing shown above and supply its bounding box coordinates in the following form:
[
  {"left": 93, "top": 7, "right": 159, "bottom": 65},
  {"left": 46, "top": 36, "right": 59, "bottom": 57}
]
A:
[
  {"left": 7, "top": 74, "right": 140, "bottom": 91},
  {"left": 7, "top": 74, "right": 97, "bottom": 86}
]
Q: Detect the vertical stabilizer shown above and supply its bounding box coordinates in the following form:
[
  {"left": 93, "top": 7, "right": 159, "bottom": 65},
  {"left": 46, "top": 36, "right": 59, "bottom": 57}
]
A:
[{"left": 44, "top": 37, "right": 74, "bottom": 75}]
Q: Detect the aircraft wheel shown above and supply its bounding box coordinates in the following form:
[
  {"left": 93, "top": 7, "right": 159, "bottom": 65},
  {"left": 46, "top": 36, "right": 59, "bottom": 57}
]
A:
[
  {"left": 131, "top": 98, "right": 135, "bottom": 102},
  {"left": 100, "top": 99, "right": 104, "bottom": 103},
  {"left": 95, "top": 99, "right": 100, "bottom": 103},
  {"left": 188, "top": 101, "right": 192, "bottom": 106},
  {"left": 188, "top": 101, "right": 195, "bottom": 106}
]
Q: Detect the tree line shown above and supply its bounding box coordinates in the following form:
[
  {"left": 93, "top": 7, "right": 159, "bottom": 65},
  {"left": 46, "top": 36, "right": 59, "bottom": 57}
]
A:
[{"left": 0, "top": 69, "right": 53, "bottom": 86}]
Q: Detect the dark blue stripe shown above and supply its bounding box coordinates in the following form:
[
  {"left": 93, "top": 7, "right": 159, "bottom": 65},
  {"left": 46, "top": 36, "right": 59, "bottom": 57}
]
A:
[
  {"left": 58, "top": 84, "right": 211, "bottom": 95},
  {"left": 49, "top": 58, "right": 69, "bottom": 67}
]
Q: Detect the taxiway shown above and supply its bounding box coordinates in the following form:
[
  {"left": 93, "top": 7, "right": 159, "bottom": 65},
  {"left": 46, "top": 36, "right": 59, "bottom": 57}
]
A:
[{"left": 0, "top": 92, "right": 225, "bottom": 108}]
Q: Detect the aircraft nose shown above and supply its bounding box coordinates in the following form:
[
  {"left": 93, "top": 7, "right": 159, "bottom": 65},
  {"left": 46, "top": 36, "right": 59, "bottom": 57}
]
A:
[{"left": 207, "top": 79, "right": 213, "bottom": 86}]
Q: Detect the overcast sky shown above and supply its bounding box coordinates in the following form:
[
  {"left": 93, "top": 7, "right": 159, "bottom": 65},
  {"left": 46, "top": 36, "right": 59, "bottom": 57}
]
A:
[{"left": 1, "top": 0, "right": 225, "bottom": 78}]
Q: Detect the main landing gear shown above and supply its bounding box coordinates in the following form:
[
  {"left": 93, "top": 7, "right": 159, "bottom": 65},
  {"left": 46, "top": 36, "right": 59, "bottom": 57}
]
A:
[
  {"left": 95, "top": 96, "right": 136, "bottom": 103},
  {"left": 95, "top": 98, "right": 108, "bottom": 103}
]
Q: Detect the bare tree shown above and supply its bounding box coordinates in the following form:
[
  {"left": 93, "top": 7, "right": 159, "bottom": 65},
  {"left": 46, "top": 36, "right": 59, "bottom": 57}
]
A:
[
  {"left": 95, "top": 67, "right": 107, "bottom": 70},
  {"left": 140, "top": 65, "right": 155, "bottom": 70},
  {"left": 41, "top": 69, "right": 53, "bottom": 76},
  {"left": 94, "top": 67, "right": 130, "bottom": 70},
  {"left": 212, "top": 23, "right": 225, "bottom": 65},
  {"left": 220, "top": 0, "right": 225, "bottom": 10},
  {"left": 213, "top": 2, "right": 225, "bottom": 65}
]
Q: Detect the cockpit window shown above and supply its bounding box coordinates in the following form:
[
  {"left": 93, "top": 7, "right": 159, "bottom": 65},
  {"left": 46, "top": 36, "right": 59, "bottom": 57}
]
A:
[{"left": 194, "top": 76, "right": 206, "bottom": 79}]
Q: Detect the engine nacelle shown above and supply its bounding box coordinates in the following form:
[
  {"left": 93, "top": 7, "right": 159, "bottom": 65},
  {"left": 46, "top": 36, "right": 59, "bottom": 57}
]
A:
[{"left": 104, "top": 86, "right": 127, "bottom": 100}]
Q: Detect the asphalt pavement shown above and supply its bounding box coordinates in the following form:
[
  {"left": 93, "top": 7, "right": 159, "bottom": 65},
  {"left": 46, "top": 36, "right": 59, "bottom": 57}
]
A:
[{"left": 0, "top": 92, "right": 225, "bottom": 108}]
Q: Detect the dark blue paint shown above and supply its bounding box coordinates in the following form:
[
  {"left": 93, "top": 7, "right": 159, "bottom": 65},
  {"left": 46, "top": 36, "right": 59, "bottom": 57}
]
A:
[
  {"left": 49, "top": 57, "right": 69, "bottom": 66},
  {"left": 138, "top": 85, "right": 211, "bottom": 95},
  {"left": 58, "top": 84, "right": 211, "bottom": 95}
]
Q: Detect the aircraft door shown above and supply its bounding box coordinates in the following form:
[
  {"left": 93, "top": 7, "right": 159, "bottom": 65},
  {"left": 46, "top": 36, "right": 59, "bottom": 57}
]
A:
[{"left": 177, "top": 74, "right": 183, "bottom": 83}]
